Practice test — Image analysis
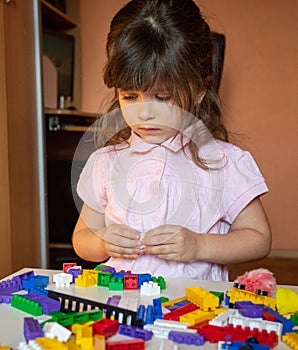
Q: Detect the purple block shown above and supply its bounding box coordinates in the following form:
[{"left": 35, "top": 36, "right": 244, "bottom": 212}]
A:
[
  {"left": 235, "top": 301, "right": 263, "bottom": 318},
  {"left": 118, "top": 325, "right": 153, "bottom": 341},
  {"left": 0, "top": 278, "right": 22, "bottom": 295},
  {"left": 0, "top": 294, "right": 13, "bottom": 303},
  {"left": 107, "top": 295, "right": 121, "bottom": 306},
  {"left": 24, "top": 317, "right": 44, "bottom": 342},
  {"left": 24, "top": 293, "right": 60, "bottom": 314},
  {"left": 168, "top": 330, "right": 205, "bottom": 345},
  {"left": 68, "top": 268, "right": 83, "bottom": 283},
  {"left": 101, "top": 267, "right": 116, "bottom": 274}
]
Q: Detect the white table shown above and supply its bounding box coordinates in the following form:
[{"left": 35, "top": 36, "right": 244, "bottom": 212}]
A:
[{"left": 0, "top": 267, "right": 296, "bottom": 349}]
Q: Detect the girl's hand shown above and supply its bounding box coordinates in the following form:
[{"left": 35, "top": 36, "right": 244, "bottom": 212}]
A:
[
  {"left": 97, "top": 224, "right": 142, "bottom": 259},
  {"left": 141, "top": 225, "right": 200, "bottom": 262}
]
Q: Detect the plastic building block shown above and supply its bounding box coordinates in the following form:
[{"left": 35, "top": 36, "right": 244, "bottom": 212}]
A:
[
  {"left": 0, "top": 294, "right": 13, "bottom": 303},
  {"left": 227, "top": 286, "right": 275, "bottom": 309},
  {"left": 47, "top": 290, "right": 139, "bottom": 326},
  {"left": 11, "top": 295, "right": 42, "bottom": 316},
  {"left": 151, "top": 276, "right": 166, "bottom": 290},
  {"left": 210, "top": 291, "right": 224, "bottom": 304},
  {"left": 108, "top": 277, "right": 124, "bottom": 291},
  {"left": 94, "top": 334, "right": 106, "bottom": 350},
  {"left": 145, "top": 305, "right": 154, "bottom": 325},
  {"left": 209, "top": 309, "right": 237, "bottom": 327},
  {"left": 282, "top": 332, "right": 298, "bottom": 350},
  {"left": 163, "top": 302, "right": 199, "bottom": 321},
  {"left": 124, "top": 275, "right": 138, "bottom": 290},
  {"left": 53, "top": 273, "right": 72, "bottom": 288},
  {"left": 118, "top": 325, "right": 153, "bottom": 341},
  {"left": 0, "top": 277, "right": 22, "bottom": 295},
  {"left": 27, "top": 287, "right": 48, "bottom": 296},
  {"left": 162, "top": 296, "right": 188, "bottom": 309},
  {"left": 22, "top": 276, "right": 49, "bottom": 291},
  {"left": 92, "top": 319, "right": 119, "bottom": 338},
  {"left": 43, "top": 309, "right": 103, "bottom": 327},
  {"left": 153, "top": 298, "right": 163, "bottom": 320},
  {"left": 168, "top": 330, "right": 205, "bottom": 345},
  {"left": 68, "top": 268, "right": 83, "bottom": 283},
  {"left": 21, "top": 293, "right": 60, "bottom": 315},
  {"left": 95, "top": 264, "right": 116, "bottom": 273},
  {"left": 72, "top": 322, "right": 93, "bottom": 348},
  {"left": 137, "top": 304, "right": 146, "bottom": 326},
  {"left": 106, "top": 338, "right": 145, "bottom": 350},
  {"left": 218, "top": 340, "right": 270, "bottom": 350},
  {"left": 43, "top": 322, "right": 72, "bottom": 342},
  {"left": 97, "top": 271, "right": 112, "bottom": 287},
  {"left": 107, "top": 295, "right": 121, "bottom": 306},
  {"left": 259, "top": 304, "right": 295, "bottom": 335},
  {"left": 234, "top": 301, "right": 263, "bottom": 318},
  {"left": 198, "top": 324, "right": 278, "bottom": 347},
  {"left": 75, "top": 271, "right": 96, "bottom": 287},
  {"left": 144, "top": 321, "right": 197, "bottom": 339},
  {"left": 179, "top": 308, "right": 215, "bottom": 326},
  {"left": 290, "top": 313, "right": 298, "bottom": 326},
  {"left": 140, "top": 281, "right": 160, "bottom": 296},
  {"left": 23, "top": 317, "right": 44, "bottom": 342},
  {"left": 36, "top": 337, "right": 68, "bottom": 349},
  {"left": 63, "top": 262, "right": 77, "bottom": 272},
  {"left": 185, "top": 286, "right": 219, "bottom": 310},
  {"left": 137, "top": 273, "right": 151, "bottom": 289},
  {"left": 228, "top": 313, "right": 282, "bottom": 338}
]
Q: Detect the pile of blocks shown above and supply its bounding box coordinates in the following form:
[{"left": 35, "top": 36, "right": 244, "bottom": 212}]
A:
[{"left": 0, "top": 263, "right": 297, "bottom": 350}]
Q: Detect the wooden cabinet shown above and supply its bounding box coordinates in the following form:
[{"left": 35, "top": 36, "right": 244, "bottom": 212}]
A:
[
  {"left": 41, "top": 0, "right": 81, "bottom": 110},
  {"left": 45, "top": 109, "right": 99, "bottom": 269},
  {"left": 41, "top": 0, "right": 77, "bottom": 30}
]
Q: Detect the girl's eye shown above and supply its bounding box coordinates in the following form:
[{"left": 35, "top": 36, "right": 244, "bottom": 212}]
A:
[
  {"left": 122, "top": 94, "right": 138, "bottom": 101},
  {"left": 156, "top": 94, "right": 172, "bottom": 102}
]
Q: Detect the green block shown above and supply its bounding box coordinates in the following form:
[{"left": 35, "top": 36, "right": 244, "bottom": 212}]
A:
[
  {"left": 43, "top": 309, "right": 103, "bottom": 327},
  {"left": 11, "top": 295, "right": 42, "bottom": 316},
  {"left": 109, "top": 277, "right": 124, "bottom": 291},
  {"left": 210, "top": 291, "right": 224, "bottom": 304},
  {"left": 97, "top": 271, "right": 112, "bottom": 287},
  {"left": 151, "top": 276, "right": 166, "bottom": 290}
]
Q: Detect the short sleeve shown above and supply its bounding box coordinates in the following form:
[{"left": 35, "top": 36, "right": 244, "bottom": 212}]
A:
[
  {"left": 77, "top": 150, "right": 108, "bottom": 213},
  {"left": 222, "top": 144, "right": 268, "bottom": 223}
]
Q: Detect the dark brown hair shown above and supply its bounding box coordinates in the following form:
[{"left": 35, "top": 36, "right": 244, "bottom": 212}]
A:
[{"left": 103, "top": 0, "right": 229, "bottom": 166}]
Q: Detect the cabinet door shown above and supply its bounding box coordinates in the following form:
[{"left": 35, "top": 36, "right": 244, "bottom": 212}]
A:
[{"left": 0, "top": 0, "right": 47, "bottom": 277}]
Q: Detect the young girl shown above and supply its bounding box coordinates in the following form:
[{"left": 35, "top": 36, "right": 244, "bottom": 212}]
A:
[{"left": 72, "top": 0, "right": 271, "bottom": 280}]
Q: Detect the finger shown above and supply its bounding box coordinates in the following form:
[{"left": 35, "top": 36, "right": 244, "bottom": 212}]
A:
[{"left": 106, "top": 244, "right": 141, "bottom": 259}]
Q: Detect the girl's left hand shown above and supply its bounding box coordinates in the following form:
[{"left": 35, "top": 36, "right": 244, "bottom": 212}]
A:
[{"left": 141, "top": 225, "right": 199, "bottom": 262}]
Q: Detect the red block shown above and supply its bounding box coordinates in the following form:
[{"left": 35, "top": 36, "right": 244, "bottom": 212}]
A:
[
  {"left": 124, "top": 275, "right": 139, "bottom": 290},
  {"left": 164, "top": 303, "right": 199, "bottom": 321},
  {"left": 92, "top": 319, "right": 119, "bottom": 338},
  {"left": 106, "top": 338, "right": 145, "bottom": 350}
]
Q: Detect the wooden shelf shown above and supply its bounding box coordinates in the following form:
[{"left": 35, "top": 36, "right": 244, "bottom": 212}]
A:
[
  {"left": 41, "top": 0, "right": 77, "bottom": 30},
  {"left": 44, "top": 108, "right": 99, "bottom": 118}
]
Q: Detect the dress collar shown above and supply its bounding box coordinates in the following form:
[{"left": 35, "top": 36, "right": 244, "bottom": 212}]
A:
[{"left": 127, "top": 121, "right": 204, "bottom": 154}]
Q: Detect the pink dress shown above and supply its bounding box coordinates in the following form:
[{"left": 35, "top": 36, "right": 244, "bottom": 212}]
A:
[{"left": 77, "top": 126, "right": 268, "bottom": 280}]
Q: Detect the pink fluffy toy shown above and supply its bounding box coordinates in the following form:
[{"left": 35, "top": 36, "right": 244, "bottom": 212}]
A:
[{"left": 234, "top": 268, "right": 276, "bottom": 296}]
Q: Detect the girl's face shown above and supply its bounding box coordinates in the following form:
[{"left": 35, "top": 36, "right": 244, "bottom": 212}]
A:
[{"left": 118, "top": 88, "right": 182, "bottom": 144}]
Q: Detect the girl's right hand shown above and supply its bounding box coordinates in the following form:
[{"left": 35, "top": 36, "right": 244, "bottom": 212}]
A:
[{"left": 97, "top": 224, "right": 142, "bottom": 259}]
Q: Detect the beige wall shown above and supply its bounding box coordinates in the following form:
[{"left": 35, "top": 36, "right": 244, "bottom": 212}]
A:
[{"left": 80, "top": 0, "right": 298, "bottom": 252}]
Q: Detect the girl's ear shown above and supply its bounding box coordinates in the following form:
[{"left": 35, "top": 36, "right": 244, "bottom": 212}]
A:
[{"left": 198, "top": 90, "right": 206, "bottom": 104}]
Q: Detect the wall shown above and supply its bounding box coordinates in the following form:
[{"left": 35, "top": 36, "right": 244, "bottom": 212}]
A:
[{"left": 80, "top": 0, "right": 298, "bottom": 253}]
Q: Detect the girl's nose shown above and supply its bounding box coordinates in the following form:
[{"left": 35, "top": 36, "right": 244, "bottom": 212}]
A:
[{"left": 138, "top": 101, "right": 155, "bottom": 121}]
